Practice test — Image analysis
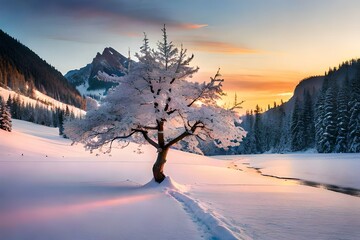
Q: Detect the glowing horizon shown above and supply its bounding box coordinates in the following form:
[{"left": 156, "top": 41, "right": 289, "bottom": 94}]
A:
[{"left": 1, "top": 0, "right": 360, "bottom": 113}]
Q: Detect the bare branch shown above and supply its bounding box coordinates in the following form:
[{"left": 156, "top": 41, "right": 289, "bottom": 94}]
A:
[
  {"left": 108, "top": 127, "right": 159, "bottom": 150},
  {"left": 165, "top": 121, "right": 204, "bottom": 148},
  {"left": 187, "top": 68, "right": 224, "bottom": 108},
  {"left": 225, "top": 93, "right": 245, "bottom": 111},
  {"left": 141, "top": 125, "right": 158, "bottom": 130},
  {"left": 140, "top": 131, "right": 159, "bottom": 148},
  {"left": 109, "top": 130, "right": 138, "bottom": 149}
]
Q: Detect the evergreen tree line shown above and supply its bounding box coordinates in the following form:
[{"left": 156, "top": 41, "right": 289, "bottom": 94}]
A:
[
  {"left": 4, "top": 94, "right": 75, "bottom": 136},
  {"left": 235, "top": 60, "right": 360, "bottom": 154},
  {"left": 314, "top": 69, "right": 360, "bottom": 153},
  {"left": 235, "top": 104, "right": 291, "bottom": 154}
]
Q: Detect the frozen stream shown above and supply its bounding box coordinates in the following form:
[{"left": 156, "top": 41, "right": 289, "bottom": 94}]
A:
[{"left": 233, "top": 153, "right": 360, "bottom": 190}]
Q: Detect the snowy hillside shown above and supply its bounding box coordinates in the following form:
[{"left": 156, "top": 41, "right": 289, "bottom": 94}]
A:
[
  {"left": 1, "top": 120, "right": 359, "bottom": 240},
  {"left": 0, "top": 86, "right": 85, "bottom": 117},
  {"left": 0, "top": 30, "right": 84, "bottom": 108}
]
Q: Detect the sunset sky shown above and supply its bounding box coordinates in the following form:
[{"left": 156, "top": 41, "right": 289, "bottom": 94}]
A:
[{"left": 1, "top": 0, "right": 360, "bottom": 113}]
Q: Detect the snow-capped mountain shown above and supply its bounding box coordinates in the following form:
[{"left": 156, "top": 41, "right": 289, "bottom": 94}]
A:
[{"left": 65, "top": 47, "right": 129, "bottom": 99}]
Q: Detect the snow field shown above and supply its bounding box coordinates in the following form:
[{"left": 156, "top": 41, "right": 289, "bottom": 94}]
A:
[
  {"left": 1, "top": 120, "right": 359, "bottom": 240},
  {"left": 0, "top": 120, "right": 246, "bottom": 239}
]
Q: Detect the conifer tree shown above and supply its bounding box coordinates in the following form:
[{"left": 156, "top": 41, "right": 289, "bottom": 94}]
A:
[
  {"left": 322, "top": 83, "right": 338, "bottom": 153},
  {"left": 291, "top": 97, "right": 305, "bottom": 151},
  {"left": 303, "top": 90, "right": 315, "bottom": 149},
  {"left": 254, "top": 105, "right": 263, "bottom": 153},
  {"left": 0, "top": 100, "right": 12, "bottom": 132},
  {"left": 58, "top": 109, "right": 65, "bottom": 136},
  {"left": 348, "top": 73, "right": 360, "bottom": 152},
  {"left": 335, "top": 78, "right": 350, "bottom": 152},
  {"left": 237, "top": 110, "right": 256, "bottom": 154},
  {"left": 11, "top": 95, "right": 21, "bottom": 119},
  {"left": 315, "top": 77, "right": 329, "bottom": 153},
  {"left": 275, "top": 104, "right": 289, "bottom": 152}
]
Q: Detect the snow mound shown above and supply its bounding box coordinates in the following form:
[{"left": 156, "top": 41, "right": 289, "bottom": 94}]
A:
[{"left": 143, "top": 176, "right": 187, "bottom": 192}]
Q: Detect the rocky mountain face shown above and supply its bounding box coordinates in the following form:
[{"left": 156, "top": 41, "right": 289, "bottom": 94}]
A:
[
  {"left": 65, "top": 47, "right": 129, "bottom": 99},
  {"left": 0, "top": 29, "right": 85, "bottom": 109}
]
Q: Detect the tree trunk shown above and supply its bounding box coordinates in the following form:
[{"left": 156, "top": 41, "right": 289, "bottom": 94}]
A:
[{"left": 152, "top": 148, "right": 169, "bottom": 183}]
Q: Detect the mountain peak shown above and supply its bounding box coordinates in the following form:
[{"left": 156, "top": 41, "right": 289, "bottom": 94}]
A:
[
  {"left": 102, "top": 47, "right": 118, "bottom": 55},
  {"left": 65, "top": 47, "right": 129, "bottom": 99}
]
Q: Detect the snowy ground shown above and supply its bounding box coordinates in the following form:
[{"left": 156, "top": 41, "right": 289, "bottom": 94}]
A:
[{"left": 1, "top": 120, "right": 359, "bottom": 240}]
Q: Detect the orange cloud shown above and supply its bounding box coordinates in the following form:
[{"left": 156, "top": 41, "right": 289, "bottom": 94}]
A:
[
  {"left": 180, "top": 23, "right": 208, "bottom": 29},
  {"left": 189, "top": 40, "right": 259, "bottom": 54},
  {"left": 276, "top": 92, "right": 293, "bottom": 96},
  {"left": 223, "top": 79, "right": 296, "bottom": 92},
  {"left": 220, "top": 73, "right": 297, "bottom": 92},
  {"left": 218, "top": 73, "right": 299, "bottom": 113}
]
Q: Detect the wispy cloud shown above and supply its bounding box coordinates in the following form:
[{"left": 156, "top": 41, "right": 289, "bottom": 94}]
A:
[
  {"left": 124, "top": 32, "right": 143, "bottom": 38},
  {"left": 276, "top": 92, "right": 293, "bottom": 96},
  {"left": 187, "top": 40, "right": 260, "bottom": 54},
  {"left": 45, "top": 34, "right": 102, "bottom": 44},
  {"left": 3, "top": 0, "right": 206, "bottom": 32},
  {"left": 224, "top": 80, "right": 295, "bottom": 92}
]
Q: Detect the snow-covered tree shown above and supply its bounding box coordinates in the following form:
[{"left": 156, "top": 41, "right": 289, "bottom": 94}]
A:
[
  {"left": 237, "top": 111, "right": 256, "bottom": 154},
  {"left": 315, "top": 77, "right": 329, "bottom": 153},
  {"left": 303, "top": 90, "right": 315, "bottom": 149},
  {"left": 335, "top": 79, "right": 350, "bottom": 153},
  {"left": 291, "top": 97, "right": 305, "bottom": 151},
  {"left": 58, "top": 109, "right": 65, "bottom": 136},
  {"left": 0, "top": 100, "right": 12, "bottom": 132},
  {"left": 348, "top": 73, "right": 360, "bottom": 152},
  {"left": 65, "top": 27, "right": 245, "bottom": 183},
  {"left": 322, "top": 84, "right": 338, "bottom": 153},
  {"left": 253, "top": 105, "right": 264, "bottom": 153}
]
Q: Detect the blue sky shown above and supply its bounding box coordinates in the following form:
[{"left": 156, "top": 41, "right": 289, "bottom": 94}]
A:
[{"left": 1, "top": 0, "right": 360, "bottom": 111}]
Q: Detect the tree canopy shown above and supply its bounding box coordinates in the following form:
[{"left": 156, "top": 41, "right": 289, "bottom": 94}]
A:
[{"left": 65, "top": 26, "right": 244, "bottom": 182}]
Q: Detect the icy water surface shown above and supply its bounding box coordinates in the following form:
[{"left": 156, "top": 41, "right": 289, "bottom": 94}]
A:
[{"left": 237, "top": 153, "right": 360, "bottom": 190}]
